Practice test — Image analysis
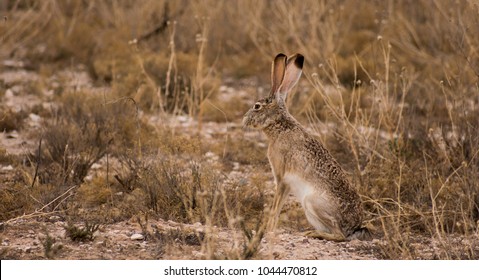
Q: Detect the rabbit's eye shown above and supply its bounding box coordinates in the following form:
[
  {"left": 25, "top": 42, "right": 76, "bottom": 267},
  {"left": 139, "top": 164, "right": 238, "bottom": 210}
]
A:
[{"left": 253, "top": 103, "right": 262, "bottom": 110}]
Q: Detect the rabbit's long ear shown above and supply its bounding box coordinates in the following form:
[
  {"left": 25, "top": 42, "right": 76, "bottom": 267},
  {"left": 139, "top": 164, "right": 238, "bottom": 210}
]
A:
[
  {"left": 269, "top": 53, "right": 287, "bottom": 99},
  {"left": 277, "top": 53, "right": 304, "bottom": 101}
]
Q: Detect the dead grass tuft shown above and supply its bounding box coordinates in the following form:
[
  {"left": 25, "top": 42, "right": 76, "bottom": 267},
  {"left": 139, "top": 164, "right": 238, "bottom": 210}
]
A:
[
  {"left": 64, "top": 221, "right": 100, "bottom": 242},
  {"left": 0, "top": 107, "right": 27, "bottom": 132}
]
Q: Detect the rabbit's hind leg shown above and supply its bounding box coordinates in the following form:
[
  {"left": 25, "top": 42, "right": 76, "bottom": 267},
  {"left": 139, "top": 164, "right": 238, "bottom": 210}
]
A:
[{"left": 302, "top": 196, "right": 346, "bottom": 242}]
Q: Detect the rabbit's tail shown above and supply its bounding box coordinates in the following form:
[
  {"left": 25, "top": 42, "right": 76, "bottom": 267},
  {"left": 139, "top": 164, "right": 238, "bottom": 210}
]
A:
[{"left": 347, "top": 226, "right": 373, "bottom": 241}]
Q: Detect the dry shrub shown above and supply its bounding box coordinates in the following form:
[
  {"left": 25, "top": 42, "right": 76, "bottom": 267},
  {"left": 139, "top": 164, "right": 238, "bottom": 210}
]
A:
[
  {"left": 0, "top": 147, "right": 15, "bottom": 165},
  {"left": 17, "top": 91, "right": 153, "bottom": 215},
  {"left": 0, "top": 107, "right": 27, "bottom": 132},
  {"left": 0, "top": 183, "right": 30, "bottom": 221},
  {"left": 40, "top": 99, "right": 107, "bottom": 185},
  {"left": 76, "top": 178, "right": 112, "bottom": 208},
  {"left": 114, "top": 153, "right": 265, "bottom": 228},
  {"left": 64, "top": 221, "right": 100, "bottom": 242},
  {"left": 2, "top": 0, "right": 221, "bottom": 116}
]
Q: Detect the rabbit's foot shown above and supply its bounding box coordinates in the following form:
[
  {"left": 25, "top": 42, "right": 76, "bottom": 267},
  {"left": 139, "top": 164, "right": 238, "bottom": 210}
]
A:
[{"left": 303, "top": 230, "right": 346, "bottom": 242}]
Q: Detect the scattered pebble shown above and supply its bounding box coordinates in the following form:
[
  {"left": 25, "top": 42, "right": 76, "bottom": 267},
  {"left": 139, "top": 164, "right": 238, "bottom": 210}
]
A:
[
  {"left": 49, "top": 216, "right": 61, "bottom": 222},
  {"left": 5, "top": 131, "right": 19, "bottom": 139},
  {"left": 232, "top": 162, "right": 240, "bottom": 170},
  {"left": 1, "top": 165, "right": 14, "bottom": 171},
  {"left": 91, "top": 163, "right": 102, "bottom": 170},
  {"left": 28, "top": 113, "right": 41, "bottom": 123},
  {"left": 2, "top": 60, "right": 25, "bottom": 68},
  {"left": 130, "top": 233, "right": 144, "bottom": 241},
  {"left": 5, "top": 88, "right": 14, "bottom": 98}
]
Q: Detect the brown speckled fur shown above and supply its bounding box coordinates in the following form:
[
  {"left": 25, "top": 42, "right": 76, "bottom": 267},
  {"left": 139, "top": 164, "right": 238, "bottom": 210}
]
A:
[{"left": 243, "top": 53, "right": 363, "bottom": 240}]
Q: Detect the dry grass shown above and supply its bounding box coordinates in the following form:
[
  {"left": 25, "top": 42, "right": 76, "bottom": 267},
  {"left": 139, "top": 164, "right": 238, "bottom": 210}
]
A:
[
  {"left": 0, "top": 107, "right": 26, "bottom": 132},
  {"left": 1, "top": 0, "right": 478, "bottom": 259}
]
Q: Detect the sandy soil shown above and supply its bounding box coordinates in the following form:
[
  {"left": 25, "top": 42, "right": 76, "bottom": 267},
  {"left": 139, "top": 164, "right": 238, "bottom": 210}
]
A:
[{"left": 1, "top": 216, "right": 382, "bottom": 260}]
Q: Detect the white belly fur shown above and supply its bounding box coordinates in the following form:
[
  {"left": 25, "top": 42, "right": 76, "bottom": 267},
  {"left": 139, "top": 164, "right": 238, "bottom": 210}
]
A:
[
  {"left": 283, "top": 173, "right": 317, "bottom": 207},
  {"left": 283, "top": 172, "right": 335, "bottom": 232}
]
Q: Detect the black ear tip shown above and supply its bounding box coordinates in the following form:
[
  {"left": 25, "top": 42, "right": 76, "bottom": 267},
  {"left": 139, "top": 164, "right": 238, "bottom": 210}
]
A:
[
  {"left": 276, "top": 53, "right": 287, "bottom": 59},
  {"left": 295, "top": 54, "right": 304, "bottom": 69}
]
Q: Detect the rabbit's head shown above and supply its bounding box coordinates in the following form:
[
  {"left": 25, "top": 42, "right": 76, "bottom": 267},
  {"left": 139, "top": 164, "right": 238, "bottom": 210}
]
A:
[{"left": 243, "top": 53, "right": 304, "bottom": 129}]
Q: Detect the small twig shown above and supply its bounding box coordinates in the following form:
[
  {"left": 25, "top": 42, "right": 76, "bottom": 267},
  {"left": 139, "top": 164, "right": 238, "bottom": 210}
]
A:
[
  {"left": 30, "top": 138, "right": 42, "bottom": 188},
  {"left": 134, "top": 3, "right": 186, "bottom": 43},
  {"left": 28, "top": 194, "right": 43, "bottom": 207},
  {"left": 52, "top": 192, "right": 75, "bottom": 212},
  {"left": 137, "top": 18, "right": 168, "bottom": 42},
  {"left": 114, "top": 174, "right": 127, "bottom": 189},
  {"left": 0, "top": 211, "right": 62, "bottom": 228},
  {"left": 37, "top": 185, "right": 78, "bottom": 213}
]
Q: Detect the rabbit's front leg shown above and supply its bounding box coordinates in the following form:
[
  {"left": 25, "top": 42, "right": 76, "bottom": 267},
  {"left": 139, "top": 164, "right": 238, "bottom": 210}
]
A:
[{"left": 267, "top": 180, "right": 290, "bottom": 231}]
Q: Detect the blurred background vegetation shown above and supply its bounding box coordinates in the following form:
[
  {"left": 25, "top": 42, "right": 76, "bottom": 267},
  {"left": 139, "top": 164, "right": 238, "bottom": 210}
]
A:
[
  {"left": 2, "top": 1, "right": 477, "bottom": 93},
  {"left": 1, "top": 0, "right": 478, "bottom": 259}
]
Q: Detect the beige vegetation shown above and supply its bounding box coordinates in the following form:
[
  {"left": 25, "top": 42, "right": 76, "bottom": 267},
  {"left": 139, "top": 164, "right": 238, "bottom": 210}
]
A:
[{"left": 0, "top": 0, "right": 478, "bottom": 259}]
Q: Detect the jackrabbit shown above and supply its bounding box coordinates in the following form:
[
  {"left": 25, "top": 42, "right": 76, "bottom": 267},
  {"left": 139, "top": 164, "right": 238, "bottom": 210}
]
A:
[{"left": 243, "top": 53, "right": 367, "bottom": 241}]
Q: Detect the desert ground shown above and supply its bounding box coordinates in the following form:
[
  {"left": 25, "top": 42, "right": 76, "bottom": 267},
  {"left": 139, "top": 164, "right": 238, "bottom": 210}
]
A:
[{"left": 1, "top": 0, "right": 478, "bottom": 259}]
